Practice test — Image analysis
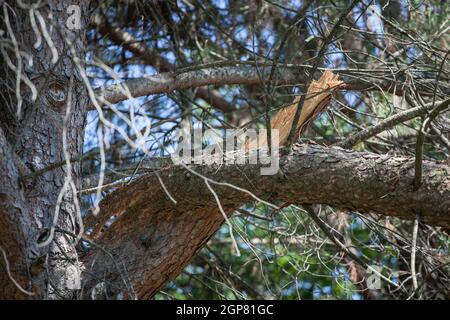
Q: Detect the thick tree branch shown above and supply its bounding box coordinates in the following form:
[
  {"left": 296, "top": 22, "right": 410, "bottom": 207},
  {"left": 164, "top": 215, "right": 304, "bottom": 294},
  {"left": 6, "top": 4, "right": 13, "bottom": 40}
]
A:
[{"left": 82, "top": 144, "right": 450, "bottom": 299}]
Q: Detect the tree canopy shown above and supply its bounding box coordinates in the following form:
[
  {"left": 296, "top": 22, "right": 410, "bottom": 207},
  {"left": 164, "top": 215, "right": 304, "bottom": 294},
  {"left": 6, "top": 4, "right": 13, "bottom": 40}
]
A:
[{"left": 0, "top": 0, "right": 448, "bottom": 300}]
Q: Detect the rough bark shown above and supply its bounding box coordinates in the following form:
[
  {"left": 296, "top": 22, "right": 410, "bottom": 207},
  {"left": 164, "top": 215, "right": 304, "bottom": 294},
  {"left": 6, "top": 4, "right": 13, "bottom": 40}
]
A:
[
  {"left": 0, "top": 0, "right": 89, "bottom": 299},
  {"left": 0, "top": 127, "right": 36, "bottom": 298},
  {"left": 82, "top": 144, "right": 450, "bottom": 299}
]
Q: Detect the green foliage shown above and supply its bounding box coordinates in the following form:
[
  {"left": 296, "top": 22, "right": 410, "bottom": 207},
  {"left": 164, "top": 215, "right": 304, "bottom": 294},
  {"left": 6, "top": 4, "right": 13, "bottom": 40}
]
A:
[{"left": 157, "top": 206, "right": 410, "bottom": 300}]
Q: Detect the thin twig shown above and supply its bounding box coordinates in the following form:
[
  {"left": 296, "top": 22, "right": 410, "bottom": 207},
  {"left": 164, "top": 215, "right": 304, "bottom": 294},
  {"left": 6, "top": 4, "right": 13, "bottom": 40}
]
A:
[{"left": 410, "top": 212, "right": 420, "bottom": 297}]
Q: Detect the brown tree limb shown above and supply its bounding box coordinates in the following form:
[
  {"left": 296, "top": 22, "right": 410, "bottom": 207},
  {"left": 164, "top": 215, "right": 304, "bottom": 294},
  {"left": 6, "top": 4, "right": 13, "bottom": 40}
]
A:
[
  {"left": 93, "top": 65, "right": 297, "bottom": 108},
  {"left": 82, "top": 144, "right": 450, "bottom": 299},
  {"left": 93, "top": 62, "right": 447, "bottom": 111}
]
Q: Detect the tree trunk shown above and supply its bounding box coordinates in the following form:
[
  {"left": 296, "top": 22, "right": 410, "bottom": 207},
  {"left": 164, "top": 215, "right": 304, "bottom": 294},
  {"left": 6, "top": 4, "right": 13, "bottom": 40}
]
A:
[{"left": 0, "top": 0, "right": 89, "bottom": 299}]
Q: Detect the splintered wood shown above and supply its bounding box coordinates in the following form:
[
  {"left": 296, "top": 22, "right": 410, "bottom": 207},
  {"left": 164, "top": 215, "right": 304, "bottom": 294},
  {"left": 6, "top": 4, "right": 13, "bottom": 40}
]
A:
[{"left": 246, "top": 70, "right": 342, "bottom": 150}]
